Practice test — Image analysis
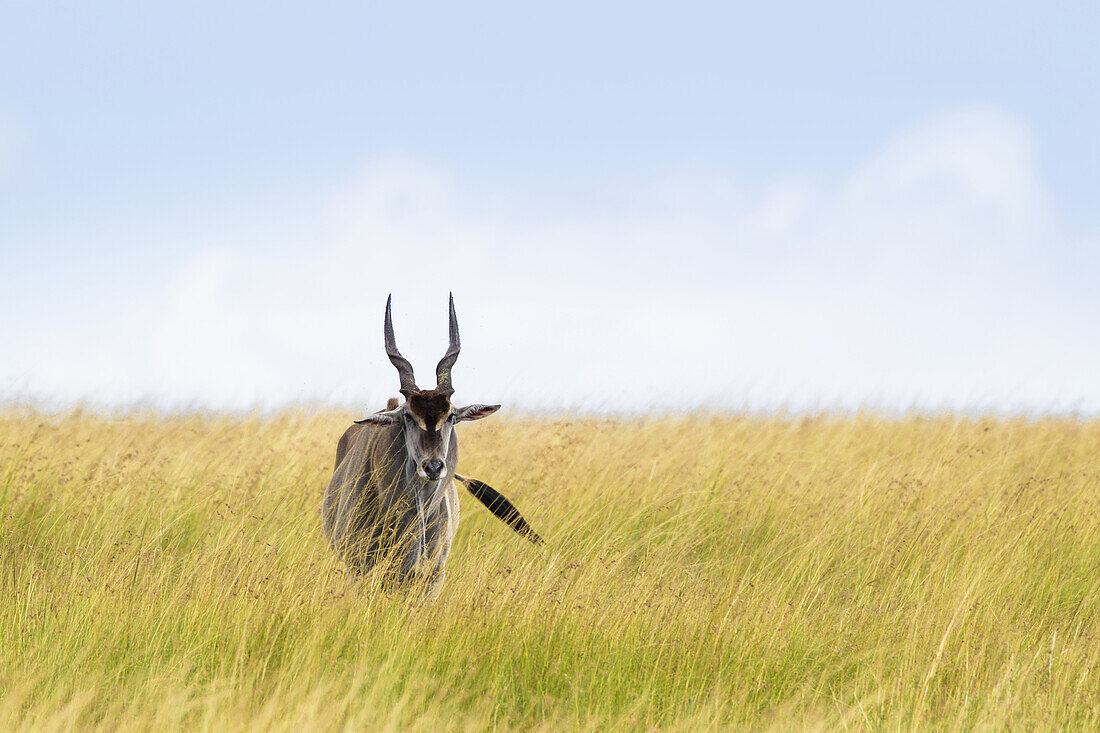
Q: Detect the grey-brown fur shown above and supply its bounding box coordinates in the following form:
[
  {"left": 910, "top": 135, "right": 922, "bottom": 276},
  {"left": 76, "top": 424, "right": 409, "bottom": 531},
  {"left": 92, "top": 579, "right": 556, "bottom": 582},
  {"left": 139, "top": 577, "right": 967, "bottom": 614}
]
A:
[{"left": 322, "top": 409, "right": 461, "bottom": 596}]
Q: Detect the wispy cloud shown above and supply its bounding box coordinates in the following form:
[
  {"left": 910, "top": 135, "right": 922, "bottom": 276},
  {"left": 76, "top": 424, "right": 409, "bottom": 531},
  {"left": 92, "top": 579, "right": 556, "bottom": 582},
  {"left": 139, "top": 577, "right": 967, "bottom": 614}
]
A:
[{"left": 8, "top": 108, "right": 1097, "bottom": 414}]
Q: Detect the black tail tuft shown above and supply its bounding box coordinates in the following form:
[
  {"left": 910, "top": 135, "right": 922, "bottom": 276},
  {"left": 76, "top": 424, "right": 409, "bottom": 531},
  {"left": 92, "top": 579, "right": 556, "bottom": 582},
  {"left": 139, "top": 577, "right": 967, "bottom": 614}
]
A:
[{"left": 457, "top": 475, "right": 543, "bottom": 545}]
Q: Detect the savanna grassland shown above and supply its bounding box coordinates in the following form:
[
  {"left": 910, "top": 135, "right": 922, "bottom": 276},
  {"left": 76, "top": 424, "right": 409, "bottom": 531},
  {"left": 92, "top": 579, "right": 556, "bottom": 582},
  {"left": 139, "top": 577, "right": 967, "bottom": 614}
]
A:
[{"left": 1, "top": 409, "right": 1099, "bottom": 731}]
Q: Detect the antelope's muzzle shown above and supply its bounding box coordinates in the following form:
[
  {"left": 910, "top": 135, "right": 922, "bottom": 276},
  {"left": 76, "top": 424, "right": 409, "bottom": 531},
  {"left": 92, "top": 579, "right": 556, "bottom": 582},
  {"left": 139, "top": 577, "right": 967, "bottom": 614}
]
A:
[{"left": 421, "top": 459, "right": 446, "bottom": 481}]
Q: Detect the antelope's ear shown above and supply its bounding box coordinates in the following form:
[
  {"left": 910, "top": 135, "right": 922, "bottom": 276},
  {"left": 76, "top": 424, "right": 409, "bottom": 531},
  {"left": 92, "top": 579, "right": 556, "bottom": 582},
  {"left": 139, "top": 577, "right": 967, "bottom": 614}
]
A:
[
  {"left": 353, "top": 409, "right": 402, "bottom": 425},
  {"left": 451, "top": 404, "right": 501, "bottom": 422}
]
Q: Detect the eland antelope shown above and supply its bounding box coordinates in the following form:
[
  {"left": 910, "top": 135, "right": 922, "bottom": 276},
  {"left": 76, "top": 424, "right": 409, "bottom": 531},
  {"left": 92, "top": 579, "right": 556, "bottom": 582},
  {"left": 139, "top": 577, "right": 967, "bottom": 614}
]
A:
[{"left": 322, "top": 294, "right": 541, "bottom": 597}]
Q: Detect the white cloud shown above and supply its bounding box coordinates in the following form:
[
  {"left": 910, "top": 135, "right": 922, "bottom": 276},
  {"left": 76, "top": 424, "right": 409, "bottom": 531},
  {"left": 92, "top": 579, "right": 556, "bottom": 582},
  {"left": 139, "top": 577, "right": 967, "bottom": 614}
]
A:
[
  {"left": 149, "top": 249, "right": 291, "bottom": 407},
  {"left": 10, "top": 108, "right": 1099, "bottom": 414}
]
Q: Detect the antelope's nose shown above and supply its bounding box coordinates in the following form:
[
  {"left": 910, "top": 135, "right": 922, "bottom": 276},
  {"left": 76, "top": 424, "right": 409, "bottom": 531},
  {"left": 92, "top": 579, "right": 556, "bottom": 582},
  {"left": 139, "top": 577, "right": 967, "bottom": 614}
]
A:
[{"left": 422, "top": 459, "right": 445, "bottom": 480}]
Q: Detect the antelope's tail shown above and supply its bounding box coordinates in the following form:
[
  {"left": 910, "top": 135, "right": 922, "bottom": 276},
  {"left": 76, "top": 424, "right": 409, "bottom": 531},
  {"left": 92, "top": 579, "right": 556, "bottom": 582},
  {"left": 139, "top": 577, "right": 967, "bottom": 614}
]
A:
[{"left": 454, "top": 473, "right": 544, "bottom": 545}]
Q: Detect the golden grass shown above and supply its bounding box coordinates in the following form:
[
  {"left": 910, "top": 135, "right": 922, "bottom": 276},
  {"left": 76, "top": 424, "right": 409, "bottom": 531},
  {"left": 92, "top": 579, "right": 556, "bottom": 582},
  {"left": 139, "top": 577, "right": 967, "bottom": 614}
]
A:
[{"left": 1, "top": 408, "right": 1099, "bottom": 730}]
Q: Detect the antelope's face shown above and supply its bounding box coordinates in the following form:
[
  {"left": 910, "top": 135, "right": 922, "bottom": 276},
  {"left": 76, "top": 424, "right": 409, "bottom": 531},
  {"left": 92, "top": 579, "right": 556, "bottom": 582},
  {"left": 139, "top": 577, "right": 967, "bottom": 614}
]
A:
[
  {"left": 356, "top": 392, "right": 501, "bottom": 481},
  {"left": 353, "top": 293, "right": 501, "bottom": 481},
  {"left": 404, "top": 391, "right": 454, "bottom": 480}
]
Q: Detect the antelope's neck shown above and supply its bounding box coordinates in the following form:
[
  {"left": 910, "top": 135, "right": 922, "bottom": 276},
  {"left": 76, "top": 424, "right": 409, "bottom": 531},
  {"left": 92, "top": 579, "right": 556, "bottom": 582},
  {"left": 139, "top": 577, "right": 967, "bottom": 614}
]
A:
[{"left": 403, "top": 464, "right": 451, "bottom": 512}]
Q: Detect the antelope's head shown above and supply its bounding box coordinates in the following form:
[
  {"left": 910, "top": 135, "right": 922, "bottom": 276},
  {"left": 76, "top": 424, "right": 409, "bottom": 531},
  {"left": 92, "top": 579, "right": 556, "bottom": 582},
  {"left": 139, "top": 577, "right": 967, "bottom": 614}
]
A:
[{"left": 353, "top": 294, "right": 500, "bottom": 481}]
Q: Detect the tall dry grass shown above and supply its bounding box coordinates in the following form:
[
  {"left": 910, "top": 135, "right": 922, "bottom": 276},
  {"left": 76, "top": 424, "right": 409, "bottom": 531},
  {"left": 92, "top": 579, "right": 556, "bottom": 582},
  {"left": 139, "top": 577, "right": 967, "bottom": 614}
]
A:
[{"left": 1, "top": 408, "right": 1099, "bottom": 730}]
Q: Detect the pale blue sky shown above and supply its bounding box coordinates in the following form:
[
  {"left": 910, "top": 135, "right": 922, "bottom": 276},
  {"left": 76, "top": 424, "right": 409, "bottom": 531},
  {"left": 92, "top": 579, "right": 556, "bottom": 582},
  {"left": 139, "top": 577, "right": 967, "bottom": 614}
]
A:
[{"left": 1, "top": 2, "right": 1098, "bottom": 412}]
